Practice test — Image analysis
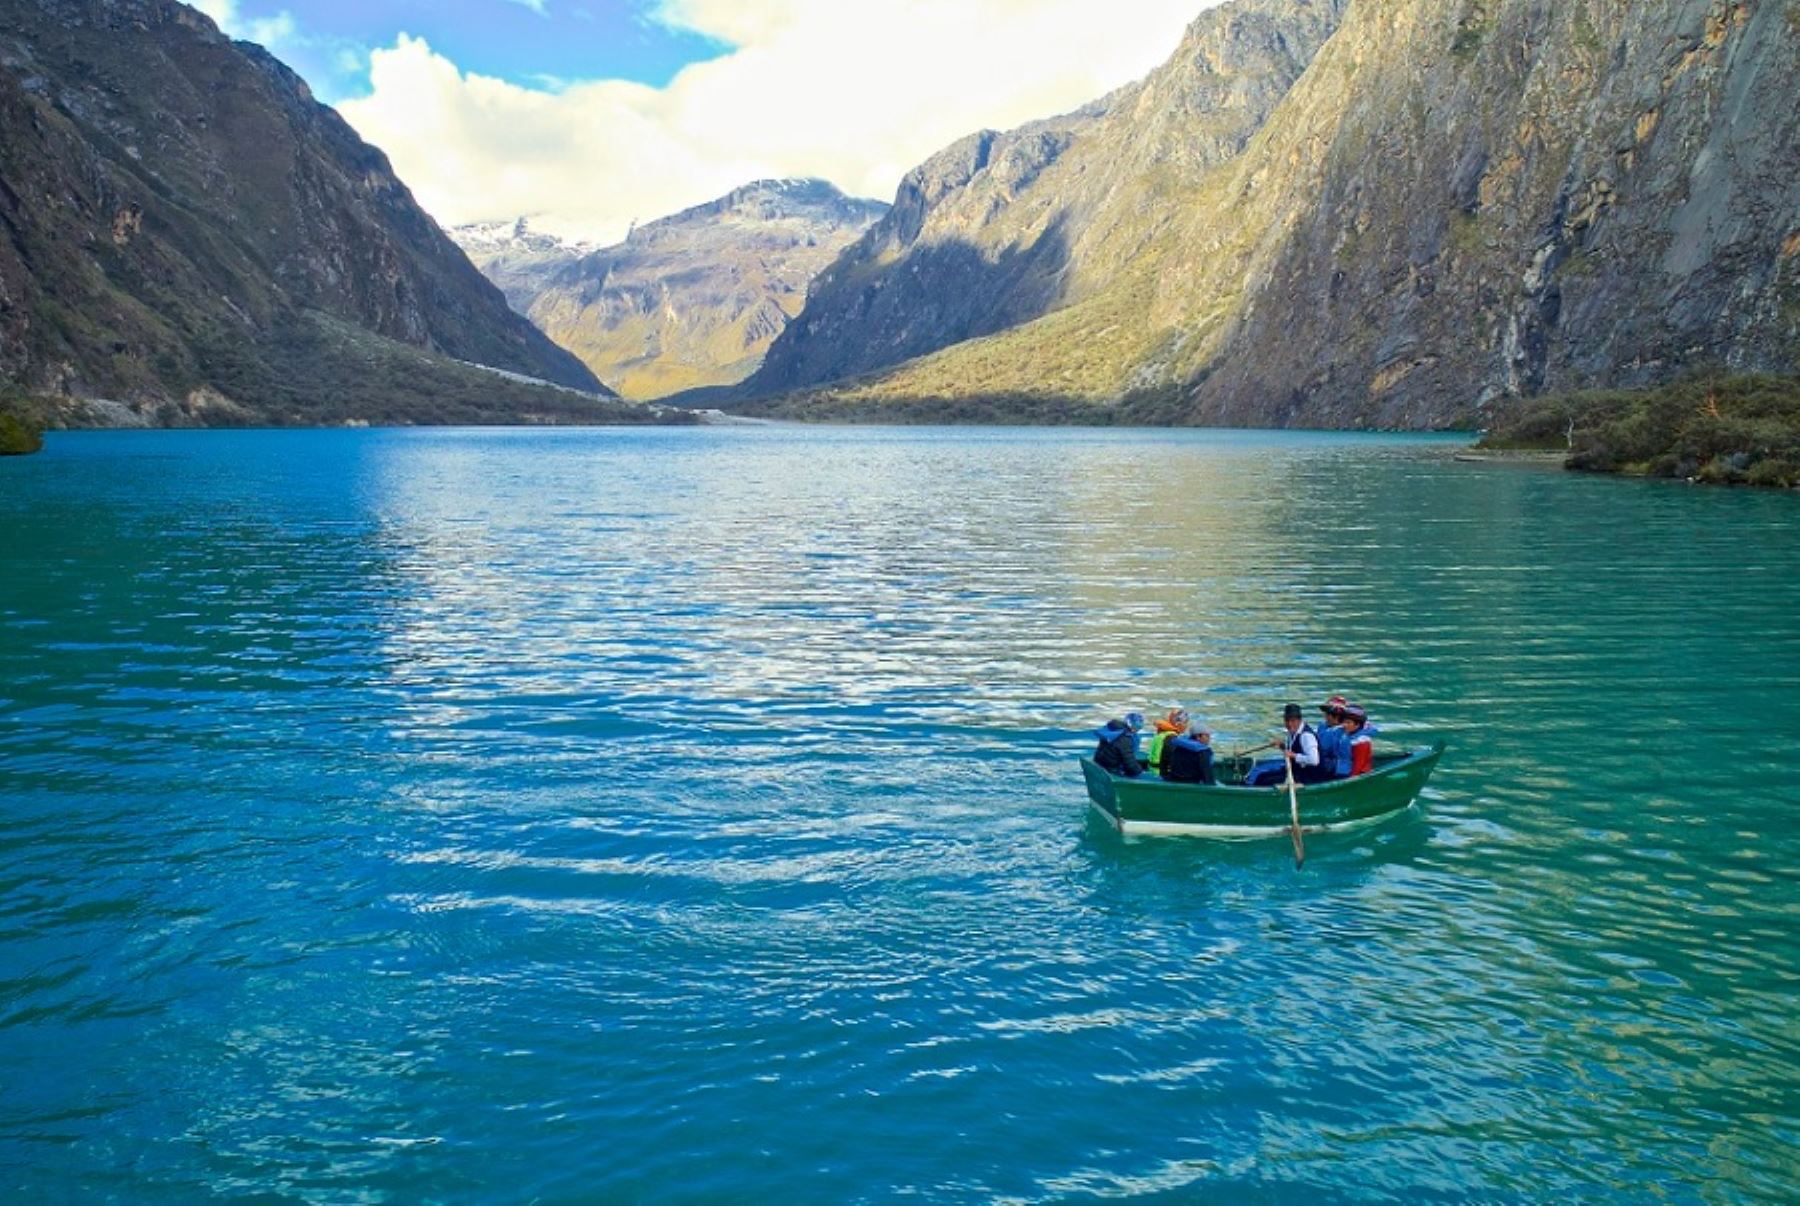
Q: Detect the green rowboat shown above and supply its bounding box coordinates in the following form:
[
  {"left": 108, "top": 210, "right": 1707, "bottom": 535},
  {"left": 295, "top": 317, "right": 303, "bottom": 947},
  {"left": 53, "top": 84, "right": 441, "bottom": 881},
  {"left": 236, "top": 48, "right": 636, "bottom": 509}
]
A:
[{"left": 1081, "top": 742, "right": 1446, "bottom": 838}]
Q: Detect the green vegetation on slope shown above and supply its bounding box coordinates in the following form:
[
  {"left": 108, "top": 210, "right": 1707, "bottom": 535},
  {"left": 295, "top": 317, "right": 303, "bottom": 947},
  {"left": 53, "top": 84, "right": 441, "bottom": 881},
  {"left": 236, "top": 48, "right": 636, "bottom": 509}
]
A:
[
  {"left": 0, "top": 392, "right": 46, "bottom": 454},
  {"left": 1, "top": 317, "right": 689, "bottom": 431},
  {"left": 194, "top": 312, "right": 673, "bottom": 427},
  {"left": 743, "top": 389, "right": 1158, "bottom": 426},
  {"left": 1476, "top": 375, "right": 1800, "bottom": 487}
]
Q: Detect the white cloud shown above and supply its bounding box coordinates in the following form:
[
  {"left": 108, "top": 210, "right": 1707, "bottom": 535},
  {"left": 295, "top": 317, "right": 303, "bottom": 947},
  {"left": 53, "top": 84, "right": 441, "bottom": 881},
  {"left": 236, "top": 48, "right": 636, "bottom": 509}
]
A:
[
  {"left": 190, "top": 0, "right": 236, "bottom": 26},
  {"left": 338, "top": 0, "right": 1217, "bottom": 244},
  {"left": 193, "top": 0, "right": 298, "bottom": 51}
]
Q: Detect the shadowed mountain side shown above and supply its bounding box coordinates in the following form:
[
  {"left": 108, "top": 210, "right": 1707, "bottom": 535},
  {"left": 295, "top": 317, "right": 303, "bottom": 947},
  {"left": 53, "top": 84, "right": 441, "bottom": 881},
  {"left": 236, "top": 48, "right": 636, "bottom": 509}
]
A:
[
  {"left": 0, "top": 0, "right": 610, "bottom": 425},
  {"left": 744, "top": 0, "right": 1349, "bottom": 395},
  {"left": 9, "top": 310, "right": 675, "bottom": 431},
  {"left": 693, "top": 233, "right": 1192, "bottom": 418},
  {"left": 754, "top": 217, "right": 1076, "bottom": 387}
]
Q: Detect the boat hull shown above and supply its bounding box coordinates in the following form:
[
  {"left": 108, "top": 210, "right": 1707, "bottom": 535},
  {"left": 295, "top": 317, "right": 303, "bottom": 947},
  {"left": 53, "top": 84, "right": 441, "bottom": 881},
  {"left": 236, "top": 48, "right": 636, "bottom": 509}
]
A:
[{"left": 1081, "top": 743, "right": 1445, "bottom": 838}]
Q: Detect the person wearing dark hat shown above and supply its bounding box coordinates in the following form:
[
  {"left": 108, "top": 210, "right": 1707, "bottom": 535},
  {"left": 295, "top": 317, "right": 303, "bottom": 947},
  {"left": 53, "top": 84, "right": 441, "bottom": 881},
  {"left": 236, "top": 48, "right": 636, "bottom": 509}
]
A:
[
  {"left": 1248, "top": 704, "right": 1323, "bottom": 786},
  {"left": 1092, "top": 712, "right": 1147, "bottom": 778},
  {"left": 1316, "top": 695, "right": 1352, "bottom": 781},
  {"left": 1342, "top": 705, "right": 1375, "bottom": 777}
]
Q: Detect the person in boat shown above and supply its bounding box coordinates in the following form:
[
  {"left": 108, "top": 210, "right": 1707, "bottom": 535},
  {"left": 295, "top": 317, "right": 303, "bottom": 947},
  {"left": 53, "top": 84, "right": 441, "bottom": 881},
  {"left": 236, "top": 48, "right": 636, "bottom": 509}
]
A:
[
  {"left": 1160, "top": 722, "right": 1216, "bottom": 785},
  {"left": 1146, "top": 707, "right": 1190, "bottom": 775},
  {"left": 1248, "top": 703, "right": 1324, "bottom": 786},
  {"left": 1093, "top": 712, "right": 1147, "bottom": 778},
  {"left": 1316, "top": 695, "right": 1352, "bottom": 782},
  {"left": 1342, "top": 705, "right": 1375, "bottom": 776}
]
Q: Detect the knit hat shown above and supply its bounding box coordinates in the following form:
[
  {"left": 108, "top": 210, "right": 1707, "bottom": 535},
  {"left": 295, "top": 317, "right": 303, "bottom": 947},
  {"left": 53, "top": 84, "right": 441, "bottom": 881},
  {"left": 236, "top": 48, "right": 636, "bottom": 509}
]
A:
[{"left": 1154, "top": 707, "right": 1191, "bottom": 734}]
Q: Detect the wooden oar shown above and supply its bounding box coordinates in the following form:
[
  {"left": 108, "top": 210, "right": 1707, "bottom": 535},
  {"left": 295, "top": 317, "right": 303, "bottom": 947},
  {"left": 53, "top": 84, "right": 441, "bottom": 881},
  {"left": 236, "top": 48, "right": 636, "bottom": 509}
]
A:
[{"left": 1284, "top": 752, "right": 1305, "bottom": 869}]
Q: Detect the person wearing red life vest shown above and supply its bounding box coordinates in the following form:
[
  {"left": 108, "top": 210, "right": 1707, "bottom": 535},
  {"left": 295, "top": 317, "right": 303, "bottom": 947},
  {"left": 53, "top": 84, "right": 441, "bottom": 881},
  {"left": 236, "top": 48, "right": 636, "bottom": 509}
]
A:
[{"left": 1342, "top": 705, "right": 1375, "bottom": 776}]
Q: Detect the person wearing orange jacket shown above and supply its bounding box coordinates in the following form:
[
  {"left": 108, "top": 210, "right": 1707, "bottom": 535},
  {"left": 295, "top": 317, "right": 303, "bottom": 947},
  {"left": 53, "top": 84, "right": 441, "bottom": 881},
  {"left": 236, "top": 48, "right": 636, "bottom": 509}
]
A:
[{"left": 1146, "top": 707, "right": 1190, "bottom": 775}]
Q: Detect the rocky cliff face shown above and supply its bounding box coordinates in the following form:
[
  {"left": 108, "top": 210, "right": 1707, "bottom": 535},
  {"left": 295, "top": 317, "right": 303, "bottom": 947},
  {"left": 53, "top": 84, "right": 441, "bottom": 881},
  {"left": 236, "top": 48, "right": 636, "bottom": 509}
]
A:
[
  {"left": 1186, "top": 0, "right": 1800, "bottom": 426},
  {"left": 465, "top": 180, "right": 885, "bottom": 400},
  {"left": 0, "top": 0, "right": 619, "bottom": 425},
  {"left": 748, "top": 0, "right": 1350, "bottom": 395},
  {"left": 746, "top": 0, "right": 1798, "bottom": 429}
]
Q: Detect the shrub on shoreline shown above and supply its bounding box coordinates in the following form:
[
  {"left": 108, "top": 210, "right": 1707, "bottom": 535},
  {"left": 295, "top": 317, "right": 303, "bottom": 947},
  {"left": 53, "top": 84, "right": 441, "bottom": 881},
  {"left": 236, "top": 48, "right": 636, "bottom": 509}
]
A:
[
  {"left": 0, "top": 391, "right": 47, "bottom": 455},
  {"left": 1477, "top": 375, "right": 1800, "bottom": 488}
]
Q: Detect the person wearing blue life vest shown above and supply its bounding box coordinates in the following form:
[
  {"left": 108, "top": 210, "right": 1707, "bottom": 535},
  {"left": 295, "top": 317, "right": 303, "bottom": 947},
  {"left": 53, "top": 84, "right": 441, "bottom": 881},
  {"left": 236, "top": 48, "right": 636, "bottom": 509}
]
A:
[
  {"left": 1092, "top": 712, "right": 1147, "bottom": 777},
  {"left": 1315, "top": 695, "right": 1352, "bottom": 781},
  {"left": 1161, "top": 723, "right": 1216, "bottom": 785}
]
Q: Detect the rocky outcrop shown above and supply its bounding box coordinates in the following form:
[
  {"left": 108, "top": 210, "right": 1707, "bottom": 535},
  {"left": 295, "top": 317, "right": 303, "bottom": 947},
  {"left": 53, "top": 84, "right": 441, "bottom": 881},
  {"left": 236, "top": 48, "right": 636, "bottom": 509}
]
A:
[
  {"left": 0, "top": 0, "right": 620, "bottom": 425},
  {"left": 744, "top": 0, "right": 1798, "bottom": 429},
  {"left": 1184, "top": 0, "right": 1800, "bottom": 427},
  {"left": 459, "top": 180, "right": 885, "bottom": 399}
]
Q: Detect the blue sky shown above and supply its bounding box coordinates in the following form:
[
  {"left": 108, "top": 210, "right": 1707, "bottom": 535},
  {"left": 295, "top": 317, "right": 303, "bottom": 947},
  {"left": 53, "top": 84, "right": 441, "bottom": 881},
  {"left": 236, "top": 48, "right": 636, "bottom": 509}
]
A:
[{"left": 215, "top": 0, "right": 730, "bottom": 101}]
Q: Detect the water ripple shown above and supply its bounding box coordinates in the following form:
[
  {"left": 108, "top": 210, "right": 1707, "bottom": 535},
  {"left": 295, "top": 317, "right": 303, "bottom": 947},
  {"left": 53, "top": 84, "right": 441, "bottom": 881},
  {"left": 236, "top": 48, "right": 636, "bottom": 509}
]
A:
[{"left": 1, "top": 427, "right": 1796, "bottom": 1201}]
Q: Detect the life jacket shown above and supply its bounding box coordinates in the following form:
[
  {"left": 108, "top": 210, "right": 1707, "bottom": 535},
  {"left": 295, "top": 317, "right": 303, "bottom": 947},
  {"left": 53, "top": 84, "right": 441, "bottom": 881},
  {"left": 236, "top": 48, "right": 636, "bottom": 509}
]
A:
[
  {"left": 1287, "top": 724, "right": 1333, "bottom": 784},
  {"left": 1349, "top": 732, "right": 1374, "bottom": 777},
  {"left": 1162, "top": 737, "right": 1215, "bottom": 785},
  {"left": 1146, "top": 730, "right": 1171, "bottom": 772},
  {"left": 1316, "top": 724, "right": 1351, "bottom": 778},
  {"left": 1284, "top": 724, "right": 1317, "bottom": 756},
  {"left": 1092, "top": 722, "right": 1141, "bottom": 777}
]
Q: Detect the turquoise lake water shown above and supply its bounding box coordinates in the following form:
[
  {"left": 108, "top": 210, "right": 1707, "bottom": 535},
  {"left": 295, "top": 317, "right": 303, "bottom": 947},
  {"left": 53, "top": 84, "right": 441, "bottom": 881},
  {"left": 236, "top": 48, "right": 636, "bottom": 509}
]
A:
[{"left": 1, "top": 427, "right": 1796, "bottom": 1201}]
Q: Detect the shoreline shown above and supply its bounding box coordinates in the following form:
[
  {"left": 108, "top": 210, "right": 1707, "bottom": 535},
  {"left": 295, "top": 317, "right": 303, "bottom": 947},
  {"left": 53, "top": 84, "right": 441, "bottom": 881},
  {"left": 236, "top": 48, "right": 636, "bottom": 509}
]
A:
[{"left": 1451, "top": 449, "right": 1567, "bottom": 464}]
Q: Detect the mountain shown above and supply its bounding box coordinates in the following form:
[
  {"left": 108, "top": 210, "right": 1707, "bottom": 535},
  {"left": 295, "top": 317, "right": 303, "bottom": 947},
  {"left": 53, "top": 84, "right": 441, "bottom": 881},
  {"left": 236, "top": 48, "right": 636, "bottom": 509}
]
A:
[
  {"left": 0, "top": 0, "right": 636, "bottom": 427},
  {"left": 456, "top": 180, "right": 886, "bottom": 400},
  {"left": 448, "top": 218, "right": 597, "bottom": 315},
  {"left": 748, "top": 0, "right": 1349, "bottom": 398},
  {"left": 740, "top": 0, "right": 1799, "bottom": 429}
]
